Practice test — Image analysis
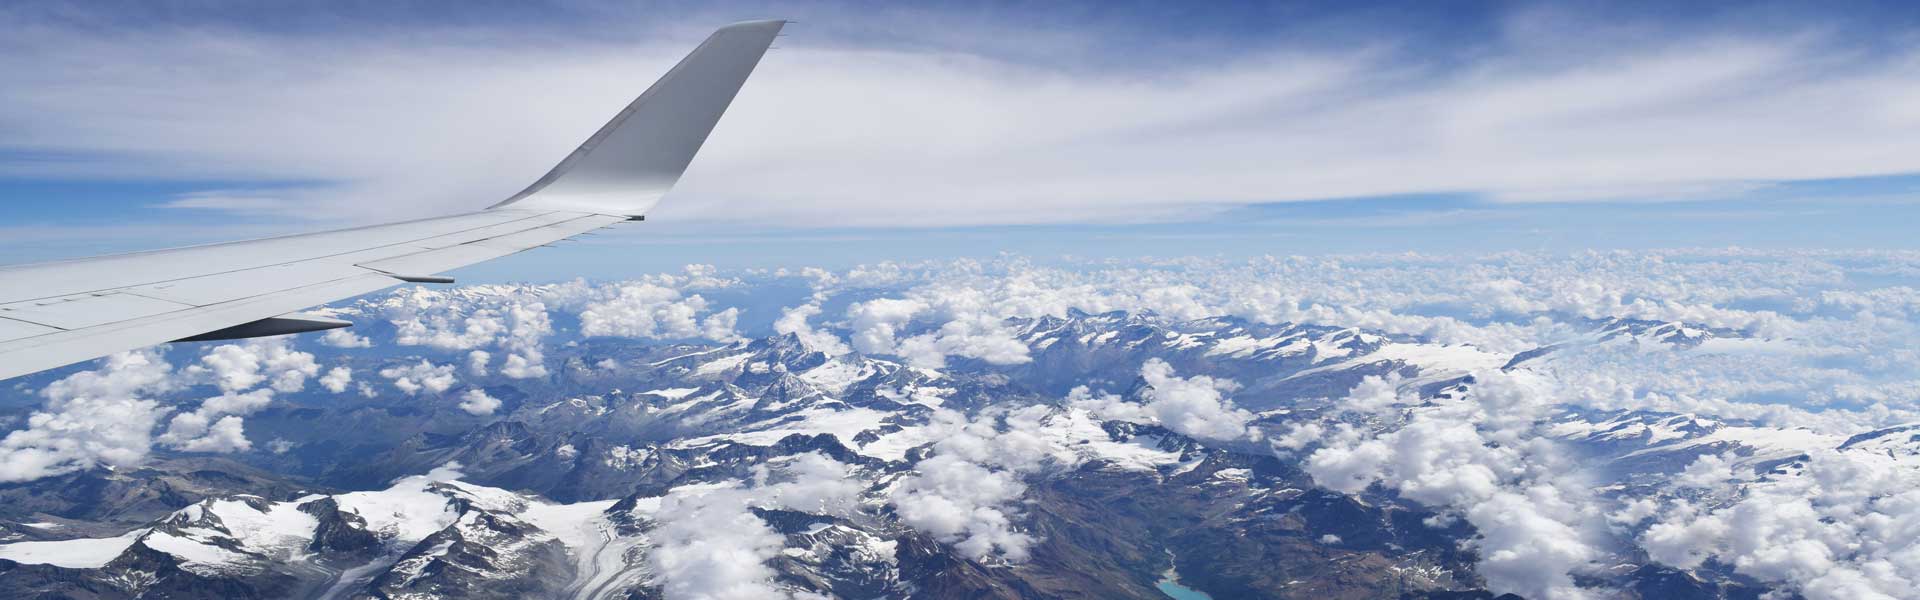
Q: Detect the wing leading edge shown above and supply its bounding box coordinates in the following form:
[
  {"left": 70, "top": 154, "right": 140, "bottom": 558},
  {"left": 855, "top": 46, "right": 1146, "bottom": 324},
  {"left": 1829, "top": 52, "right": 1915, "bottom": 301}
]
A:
[{"left": 0, "top": 20, "right": 785, "bottom": 381}]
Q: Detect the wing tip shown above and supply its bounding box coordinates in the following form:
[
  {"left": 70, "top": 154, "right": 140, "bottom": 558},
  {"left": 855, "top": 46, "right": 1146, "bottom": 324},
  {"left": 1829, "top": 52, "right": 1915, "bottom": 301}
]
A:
[
  {"left": 487, "top": 19, "right": 788, "bottom": 217},
  {"left": 721, "top": 19, "right": 789, "bottom": 30}
]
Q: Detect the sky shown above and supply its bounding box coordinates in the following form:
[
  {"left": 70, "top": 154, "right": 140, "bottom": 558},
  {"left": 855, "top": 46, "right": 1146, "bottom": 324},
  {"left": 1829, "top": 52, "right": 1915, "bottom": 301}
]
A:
[{"left": 5, "top": 1, "right": 1920, "bottom": 278}]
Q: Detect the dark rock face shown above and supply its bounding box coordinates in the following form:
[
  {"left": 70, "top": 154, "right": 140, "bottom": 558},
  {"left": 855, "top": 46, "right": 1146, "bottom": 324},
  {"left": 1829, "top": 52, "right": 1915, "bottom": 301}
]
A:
[
  {"left": 1626, "top": 565, "right": 1773, "bottom": 600},
  {"left": 361, "top": 513, "right": 574, "bottom": 599},
  {"left": 299, "top": 497, "right": 382, "bottom": 556},
  {"left": 0, "top": 457, "right": 313, "bottom": 529}
]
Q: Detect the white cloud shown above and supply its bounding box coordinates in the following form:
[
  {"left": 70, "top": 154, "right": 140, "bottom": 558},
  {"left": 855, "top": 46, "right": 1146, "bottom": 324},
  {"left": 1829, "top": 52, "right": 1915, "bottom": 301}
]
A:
[
  {"left": 648, "top": 453, "right": 863, "bottom": 599},
  {"left": 158, "top": 388, "right": 275, "bottom": 453},
  {"left": 773, "top": 302, "right": 851, "bottom": 355},
  {"left": 577, "top": 283, "right": 740, "bottom": 342},
  {"left": 650, "top": 484, "right": 790, "bottom": 599},
  {"left": 1135, "top": 359, "right": 1255, "bottom": 441},
  {"left": 702, "top": 307, "right": 743, "bottom": 344},
  {"left": 320, "top": 328, "right": 373, "bottom": 348},
  {"left": 753, "top": 453, "right": 865, "bottom": 517},
  {"left": 845, "top": 296, "right": 1032, "bottom": 369},
  {"left": 392, "top": 310, "right": 506, "bottom": 351},
  {"left": 847, "top": 298, "right": 926, "bottom": 355},
  {"left": 1270, "top": 422, "right": 1326, "bottom": 452},
  {"left": 153, "top": 189, "right": 300, "bottom": 216},
  {"left": 888, "top": 406, "right": 1078, "bottom": 561},
  {"left": 1641, "top": 449, "right": 1920, "bottom": 599},
  {"left": 183, "top": 338, "right": 319, "bottom": 393},
  {"left": 498, "top": 352, "right": 545, "bottom": 380},
  {"left": 1671, "top": 453, "right": 1743, "bottom": 491},
  {"left": 377, "top": 290, "right": 557, "bottom": 380},
  {"left": 172, "top": 416, "right": 251, "bottom": 454},
  {"left": 1338, "top": 374, "right": 1413, "bottom": 416},
  {"left": 1304, "top": 371, "right": 1605, "bottom": 600},
  {"left": 379, "top": 360, "right": 456, "bottom": 395},
  {"left": 894, "top": 314, "right": 1032, "bottom": 369},
  {"left": 1073, "top": 359, "right": 1257, "bottom": 442},
  {"left": 0, "top": 351, "right": 176, "bottom": 482},
  {"left": 466, "top": 350, "right": 491, "bottom": 376},
  {"left": 1, "top": 340, "right": 333, "bottom": 478},
  {"left": 318, "top": 366, "right": 352, "bottom": 393},
  {"left": 457, "top": 389, "right": 502, "bottom": 416}
]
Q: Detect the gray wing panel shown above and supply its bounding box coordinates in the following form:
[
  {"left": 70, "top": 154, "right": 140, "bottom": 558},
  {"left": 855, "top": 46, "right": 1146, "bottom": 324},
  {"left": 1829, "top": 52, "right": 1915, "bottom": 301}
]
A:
[
  {"left": 0, "top": 211, "right": 629, "bottom": 380},
  {"left": 356, "top": 214, "right": 624, "bottom": 275},
  {"left": 0, "top": 211, "right": 549, "bottom": 305},
  {"left": 0, "top": 273, "right": 399, "bottom": 380}
]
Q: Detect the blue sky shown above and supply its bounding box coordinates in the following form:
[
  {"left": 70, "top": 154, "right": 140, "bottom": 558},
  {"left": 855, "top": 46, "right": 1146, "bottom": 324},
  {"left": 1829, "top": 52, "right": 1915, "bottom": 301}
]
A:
[{"left": 5, "top": 0, "right": 1920, "bottom": 280}]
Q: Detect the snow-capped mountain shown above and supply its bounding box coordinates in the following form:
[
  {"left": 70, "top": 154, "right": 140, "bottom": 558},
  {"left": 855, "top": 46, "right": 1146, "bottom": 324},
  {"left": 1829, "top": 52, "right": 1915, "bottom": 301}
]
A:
[{"left": 0, "top": 305, "right": 1886, "bottom": 599}]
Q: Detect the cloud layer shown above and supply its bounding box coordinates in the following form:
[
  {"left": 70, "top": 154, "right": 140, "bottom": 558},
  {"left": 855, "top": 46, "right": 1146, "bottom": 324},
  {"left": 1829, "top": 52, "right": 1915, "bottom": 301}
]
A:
[{"left": 4, "top": 247, "right": 1920, "bottom": 599}]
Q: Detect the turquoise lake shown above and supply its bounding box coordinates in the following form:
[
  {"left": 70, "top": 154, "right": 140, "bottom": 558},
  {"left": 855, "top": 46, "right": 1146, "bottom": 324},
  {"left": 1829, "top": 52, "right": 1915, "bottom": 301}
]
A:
[{"left": 1156, "top": 579, "right": 1213, "bottom": 600}]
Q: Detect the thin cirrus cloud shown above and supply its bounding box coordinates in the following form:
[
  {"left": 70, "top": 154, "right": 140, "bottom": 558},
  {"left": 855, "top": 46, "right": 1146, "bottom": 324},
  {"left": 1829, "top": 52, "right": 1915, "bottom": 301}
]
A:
[
  {"left": 154, "top": 190, "right": 304, "bottom": 216},
  {"left": 0, "top": 5, "right": 1918, "bottom": 230}
]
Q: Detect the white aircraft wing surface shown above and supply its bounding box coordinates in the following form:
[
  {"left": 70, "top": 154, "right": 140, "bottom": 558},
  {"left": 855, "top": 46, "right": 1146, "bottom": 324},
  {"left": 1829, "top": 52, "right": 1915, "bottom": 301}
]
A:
[{"left": 0, "top": 20, "right": 785, "bottom": 381}]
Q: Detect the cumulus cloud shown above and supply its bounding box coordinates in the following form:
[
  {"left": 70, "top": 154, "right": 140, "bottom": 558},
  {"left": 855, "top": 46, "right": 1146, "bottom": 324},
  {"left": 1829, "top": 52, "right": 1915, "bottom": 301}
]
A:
[
  {"left": 1134, "top": 359, "right": 1255, "bottom": 440},
  {"left": 1304, "top": 371, "right": 1605, "bottom": 600},
  {"left": 320, "top": 328, "right": 372, "bottom": 348},
  {"left": 158, "top": 389, "right": 274, "bottom": 453},
  {"left": 1670, "top": 453, "right": 1743, "bottom": 491},
  {"left": 457, "top": 388, "right": 502, "bottom": 416},
  {"left": 753, "top": 453, "right": 865, "bottom": 517},
  {"left": 466, "top": 350, "right": 491, "bottom": 376},
  {"left": 650, "top": 485, "right": 790, "bottom": 599},
  {"left": 183, "top": 338, "right": 319, "bottom": 393},
  {"left": 318, "top": 366, "right": 352, "bottom": 393},
  {"left": 893, "top": 314, "right": 1032, "bottom": 369},
  {"left": 381, "top": 287, "right": 512, "bottom": 350},
  {"left": 844, "top": 297, "right": 1032, "bottom": 369},
  {"left": 889, "top": 406, "right": 1078, "bottom": 561},
  {"left": 847, "top": 298, "right": 926, "bottom": 356},
  {"left": 577, "top": 283, "right": 741, "bottom": 342},
  {"left": 159, "top": 340, "right": 323, "bottom": 454},
  {"left": 1641, "top": 449, "right": 1920, "bottom": 599},
  {"left": 379, "top": 360, "right": 457, "bottom": 395},
  {"left": 648, "top": 453, "right": 863, "bottom": 599},
  {"left": 774, "top": 302, "right": 851, "bottom": 355},
  {"left": 498, "top": 352, "right": 546, "bottom": 379},
  {"left": 497, "top": 300, "right": 554, "bottom": 378},
  {"left": 1271, "top": 422, "right": 1326, "bottom": 452},
  {"left": 325, "top": 277, "right": 747, "bottom": 383},
  {"left": 1338, "top": 374, "right": 1414, "bottom": 416},
  {"left": 1, "top": 340, "right": 336, "bottom": 478},
  {"left": 0, "top": 351, "right": 176, "bottom": 482},
  {"left": 1073, "top": 359, "right": 1258, "bottom": 442},
  {"left": 374, "top": 287, "right": 558, "bottom": 377}
]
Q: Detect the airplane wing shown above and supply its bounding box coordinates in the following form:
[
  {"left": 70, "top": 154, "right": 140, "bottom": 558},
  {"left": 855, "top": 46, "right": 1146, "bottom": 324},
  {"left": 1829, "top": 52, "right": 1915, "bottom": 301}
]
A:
[{"left": 0, "top": 20, "right": 786, "bottom": 381}]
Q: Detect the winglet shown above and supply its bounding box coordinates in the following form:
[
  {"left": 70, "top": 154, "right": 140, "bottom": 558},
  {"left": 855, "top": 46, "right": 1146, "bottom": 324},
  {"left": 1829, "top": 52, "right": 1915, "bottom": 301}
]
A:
[{"left": 490, "top": 20, "right": 786, "bottom": 217}]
